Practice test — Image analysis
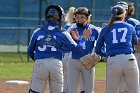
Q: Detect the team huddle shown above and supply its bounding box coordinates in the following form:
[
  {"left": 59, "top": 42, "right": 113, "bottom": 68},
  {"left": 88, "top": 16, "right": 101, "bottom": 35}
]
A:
[{"left": 27, "top": 1, "right": 140, "bottom": 93}]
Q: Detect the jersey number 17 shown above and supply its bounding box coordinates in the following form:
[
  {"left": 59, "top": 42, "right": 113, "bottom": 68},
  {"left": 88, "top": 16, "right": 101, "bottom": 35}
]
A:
[{"left": 111, "top": 27, "right": 128, "bottom": 44}]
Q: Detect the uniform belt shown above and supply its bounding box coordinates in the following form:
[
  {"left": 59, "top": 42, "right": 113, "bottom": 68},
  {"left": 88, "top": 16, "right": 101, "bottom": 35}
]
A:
[{"left": 109, "top": 53, "right": 132, "bottom": 57}]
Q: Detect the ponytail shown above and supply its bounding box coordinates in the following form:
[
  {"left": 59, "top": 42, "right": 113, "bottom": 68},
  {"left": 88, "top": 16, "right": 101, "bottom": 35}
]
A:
[
  {"left": 106, "top": 6, "right": 125, "bottom": 34},
  {"left": 127, "top": 3, "right": 134, "bottom": 17},
  {"left": 106, "top": 7, "right": 118, "bottom": 34},
  {"left": 65, "top": 7, "right": 76, "bottom": 25},
  {"left": 106, "top": 16, "right": 116, "bottom": 34}
]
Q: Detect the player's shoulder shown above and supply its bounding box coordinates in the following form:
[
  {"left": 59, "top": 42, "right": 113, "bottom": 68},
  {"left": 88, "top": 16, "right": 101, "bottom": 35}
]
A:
[
  {"left": 66, "top": 23, "right": 77, "bottom": 33},
  {"left": 88, "top": 24, "right": 101, "bottom": 33},
  {"left": 128, "top": 18, "right": 140, "bottom": 23},
  {"left": 62, "top": 30, "right": 70, "bottom": 36},
  {"left": 120, "top": 22, "right": 136, "bottom": 32},
  {"left": 69, "top": 23, "right": 77, "bottom": 28},
  {"left": 126, "top": 17, "right": 140, "bottom": 26},
  {"left": 54, "top": 29, "right": 70, "bottom": 37},
  {"left": 63, "top": 24, "right": 70, "bottom": 30},
  {"left": 32, "top": 28, "right": 42, "bottom": 35},
  {"left": 100, "top": 25, "right": 109, "bottom": 33},
  {"left": 116, "top": 21, "right": 133, "bottom": 28},
  {"left": 124, "top": 22, "right": 135, "bottom": 28},
  {"left": 61, "top": 30, "right": 74, "bottom": 41}
]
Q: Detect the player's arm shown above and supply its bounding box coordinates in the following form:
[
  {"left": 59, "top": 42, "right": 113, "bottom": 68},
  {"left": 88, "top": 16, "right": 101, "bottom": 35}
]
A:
[
  {"left": 27, "top": 29, "right": 39, "bottom": 60},
  {"left": 135, "top": 25, "right": 140, "bottom": 37},
  {"left": 58, "top": 31, "right": 84, "bottom": 52},
  {"left": 95, "top": 29, "right": 107, "bottom": 57},
  {"left": 58, "top": 30, "right": 91, "bottom": 52},
  {"left": 93, "top": 27, "right": 100, "bottom": 41},
  {"left": 132, "top": 26, "right": 138, "bottom": 45}
]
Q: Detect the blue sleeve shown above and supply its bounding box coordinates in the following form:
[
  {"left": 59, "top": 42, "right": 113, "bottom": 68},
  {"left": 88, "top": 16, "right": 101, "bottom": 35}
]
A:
[
  {"left": 27, "top": 32, "right": 37, "bottom": 60},
  {"left": 135, "top": 25, "right": 140, "bottom": 37},
  {"left": 93, "top": 27, "right": 100, "bottom": 40},
  {"left": 132, "top": 27, "right": 138, "bottom": 45},
  {"left": 63, "top": 24, "right": 70, "bottom": 30},
  {"left": 75, "top": 38, "right": 86, "bottom": 51},
  {"left": 95, "top": 29, "right": 107, "bottom": 57},
  {"left": 58, "top": 31, "right": 86, "bottom": 52}
]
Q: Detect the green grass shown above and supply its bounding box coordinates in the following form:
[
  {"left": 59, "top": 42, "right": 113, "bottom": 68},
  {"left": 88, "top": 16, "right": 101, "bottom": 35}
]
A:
[
  {"left": 0, "top": 63, "right": 33, "bottom": 80},
  {"left": 0, "top": 52, "right": 34, "bottom": 80},
  {"left": 0, "top": 52, "right": 106, "bottom": 80},
  {"left": 0, "top": 52, "right": 29, "bottom": 63},
  {"left": 95, "top": 62, "right": 106, "bottom": 80}
]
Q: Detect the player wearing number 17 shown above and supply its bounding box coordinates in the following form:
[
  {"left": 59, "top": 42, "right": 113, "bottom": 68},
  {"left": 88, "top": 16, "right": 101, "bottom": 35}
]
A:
[{"left": 95, "top": 5, "right": 139, "bottom": 93}]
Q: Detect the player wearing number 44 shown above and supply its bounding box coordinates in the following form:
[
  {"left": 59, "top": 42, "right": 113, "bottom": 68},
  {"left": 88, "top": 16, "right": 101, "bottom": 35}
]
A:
[{"left": 95, "top": 5, "right": 139, "bottom": 93}]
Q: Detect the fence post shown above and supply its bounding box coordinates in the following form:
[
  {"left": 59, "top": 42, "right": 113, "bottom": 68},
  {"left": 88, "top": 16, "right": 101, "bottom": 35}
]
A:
[
  {"left": 27, "top": 29, "right": 31, "bottom": 62},
  {"left": 17, "top": 29, "right": 23, "bottom": 62},
  {"left": 38, "top": 0, "right": 43, "bottom": 25}
]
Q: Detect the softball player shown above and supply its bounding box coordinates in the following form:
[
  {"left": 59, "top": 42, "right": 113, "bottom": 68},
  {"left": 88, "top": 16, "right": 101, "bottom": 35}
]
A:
[
  {"left": 116, "top": 2, "right": 129, "bottom": 93},
  {"left": 27, "top": 4, "right": 92, "bottom": 93},
  {"left": 62, "top": 7, "right": 85, "bottom": 93},
  {"left": 95, "top": 5, "right": 139, "bottom": 93},
  {"left": 67, "top": 7, "right": 100, "bottom": 93},
  {"left": 117, "top": 2, "right": 140, "bottom": 93},
  {"left": 62, "top": 7, "right": 75, "bottom": 93}
]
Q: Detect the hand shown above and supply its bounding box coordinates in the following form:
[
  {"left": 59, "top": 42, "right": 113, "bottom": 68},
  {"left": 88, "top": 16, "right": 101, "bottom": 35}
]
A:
[
  {"left": 70, "top": 29, "right": 79, "bottom": 40},
  {"left": 83, "top": 28, "right": 92, "bottom": 39},
  {"left": 102, "top": 23, "right": 107, "bottom": 27}
]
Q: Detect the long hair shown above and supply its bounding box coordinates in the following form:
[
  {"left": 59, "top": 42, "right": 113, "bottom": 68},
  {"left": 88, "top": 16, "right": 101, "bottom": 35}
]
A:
[
  {"left": 65, "top": 7, "right": 76, "bottom": 25},
  {"left": 117, "top": 1, "right": 128, "bottom": 18},
  {"left": 74, "top": 7, "right": 91, "bottom": 23},
  {"left": 127, "top": 3, "right": 134, "bottom": 17},
  {"left": 106, "top": 6, "right": 126, "bottom": 34}
]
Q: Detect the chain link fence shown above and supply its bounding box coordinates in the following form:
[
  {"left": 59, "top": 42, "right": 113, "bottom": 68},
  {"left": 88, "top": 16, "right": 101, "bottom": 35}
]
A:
[{"left": 0, "top": 0, "right": 139, "bottom": 62}]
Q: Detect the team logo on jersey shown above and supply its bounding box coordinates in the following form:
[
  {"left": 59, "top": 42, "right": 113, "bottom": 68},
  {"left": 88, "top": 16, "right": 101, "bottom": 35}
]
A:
[
  {"left": 45, "top": 35, "right": 52, "bottom": 42},
  {"left": 87, "top": 36, "right": 95, "bottom": 41},
  {"left": 53, "top": 35, "right": 56, "bottom": 40},
  {"left": 79, "top": 35, "right": 95, "bottom": 41}
]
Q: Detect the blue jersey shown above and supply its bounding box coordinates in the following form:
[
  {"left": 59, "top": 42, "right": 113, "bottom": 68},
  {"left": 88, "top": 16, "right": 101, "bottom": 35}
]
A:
[
  {"left": 125, "top": 17, "right": 140, "bottom": 37},
  {"left": 63, "top": 23, "right": 71, "bottom": 30},
  {"left": 62, "top": 23, "right": 77, "bottom": 54},
  {"left": 27, "top": 21, "right": 86, "bottom": 60},
  {"left": 68, "top": 23, "right": 100, "bottom": 59},
  {"left": 95, "top": 21, "right": 138, "bottom": 57}
]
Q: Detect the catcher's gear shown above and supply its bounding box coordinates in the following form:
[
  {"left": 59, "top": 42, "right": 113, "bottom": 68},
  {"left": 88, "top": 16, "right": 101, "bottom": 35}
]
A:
[
  {"left": 80, "top": 53, "right": 101, "bottom": 70},
  {"left": 45, "top": 4, "right": 65, "bottom": 25}
]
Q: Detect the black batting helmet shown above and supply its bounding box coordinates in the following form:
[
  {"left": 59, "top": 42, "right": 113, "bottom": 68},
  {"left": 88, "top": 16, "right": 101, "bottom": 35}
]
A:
[{"left": 45, "top": 4, "right": 65, "bottom": 25}]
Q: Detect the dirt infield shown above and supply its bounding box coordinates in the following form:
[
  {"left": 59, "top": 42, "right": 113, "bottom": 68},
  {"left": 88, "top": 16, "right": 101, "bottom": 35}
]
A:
[{"left": 0, "top": 80, "right": 106, "bottom": 93}]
